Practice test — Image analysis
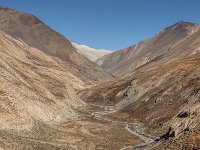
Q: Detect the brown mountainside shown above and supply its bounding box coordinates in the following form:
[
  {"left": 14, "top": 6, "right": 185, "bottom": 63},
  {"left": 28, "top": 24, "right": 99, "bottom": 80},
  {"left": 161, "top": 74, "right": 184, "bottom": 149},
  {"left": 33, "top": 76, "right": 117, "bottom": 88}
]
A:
[
  {"left": 1, "top": 6, "right": 200, "bottom": 149},
  {"left": 81, "top": 22, "right": 200, "bottom": 149},
  {"left": 0, "top": 7, "right": 113, "bottom": 84},
  {"left": 96, "top": 21, "right": 199, "bottom": 77},
  {"left": 0, "top": 31, "right": 85, "bottom": 131}
]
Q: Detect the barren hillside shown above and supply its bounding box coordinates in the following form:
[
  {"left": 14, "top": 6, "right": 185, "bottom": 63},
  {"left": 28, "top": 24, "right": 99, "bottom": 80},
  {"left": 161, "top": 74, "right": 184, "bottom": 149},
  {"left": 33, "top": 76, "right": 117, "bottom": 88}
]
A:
[
  {"left": 0, "top": 8, "right": 142, "bottom": 150},
  {"left": 96, "top": 21, "right": 199, "bottom": 77},
  {"left": 81, "top": 23, "right": 200, "bottom": 149},
  {"left": 1, "top": 6, "right": 200, "bottom": 150},
  {"left": 0, "top": 7, "right": 113, "bottom": 84}
]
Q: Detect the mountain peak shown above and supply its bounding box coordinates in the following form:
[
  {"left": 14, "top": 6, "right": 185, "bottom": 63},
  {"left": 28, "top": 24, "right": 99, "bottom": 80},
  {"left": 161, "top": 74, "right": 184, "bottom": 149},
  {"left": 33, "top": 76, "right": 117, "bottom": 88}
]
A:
[
  {"left": 72, "top": 43, "right": 112, "bottom": 61},
  {"left": 0, "top": 6, "right": 11, "bottom": 10},
  {"left": 164, "top": 21, "right": 199, "bottom": 32},
  {"left": 0, "top": 7, "right": 113, "bottom": 83}
]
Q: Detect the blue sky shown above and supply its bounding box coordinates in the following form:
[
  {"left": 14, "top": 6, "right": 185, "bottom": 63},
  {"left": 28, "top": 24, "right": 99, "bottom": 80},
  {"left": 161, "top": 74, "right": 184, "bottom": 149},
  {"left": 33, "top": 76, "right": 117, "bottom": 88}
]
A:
[{"left": 0, "top": 0, "right": 200, "bottom": 50}]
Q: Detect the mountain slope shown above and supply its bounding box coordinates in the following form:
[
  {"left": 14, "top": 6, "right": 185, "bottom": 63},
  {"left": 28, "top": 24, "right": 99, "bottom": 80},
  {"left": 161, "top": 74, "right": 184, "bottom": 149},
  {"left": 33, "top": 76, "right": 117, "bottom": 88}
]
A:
[
  {"left": 0, "top": 31, "right": 143, "bottom": 150},
  {"left": 80, "top": 22, "right": 200, "bottom": 149},
  {"left": 96, "top": 21, "right": 199, "bottom": 77},
  {"left": 72, "top": 43, "right": 112, "bottom": 61},
  {"left": 0, "top": 8, "right": 141, "bottom": 150},
  {"left": 0, "top": 31, "right": 86, "bottom": 130},
  {"left": 0, "top": 7, "right": 113, "bottom": 84},
  {"left": 1, "top": 6, "right": 200, "bottom": 149}
]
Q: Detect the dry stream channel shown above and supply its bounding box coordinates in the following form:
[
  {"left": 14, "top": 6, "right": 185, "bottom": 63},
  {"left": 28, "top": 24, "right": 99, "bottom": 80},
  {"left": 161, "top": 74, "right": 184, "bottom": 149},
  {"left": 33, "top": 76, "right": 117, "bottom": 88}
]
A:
[{"left": 91, "top": 108, "right": 160, "bottom": 150}]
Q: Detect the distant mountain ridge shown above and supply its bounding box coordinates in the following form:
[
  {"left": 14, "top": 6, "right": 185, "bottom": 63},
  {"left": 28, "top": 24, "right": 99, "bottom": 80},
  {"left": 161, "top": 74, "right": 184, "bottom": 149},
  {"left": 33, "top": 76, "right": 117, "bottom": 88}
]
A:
[
  {"left": 96, "top": 21, "right": 199, "bottom": 77},
  {"left": 72, "top": 42, "right": 112, "bottom": 61}
]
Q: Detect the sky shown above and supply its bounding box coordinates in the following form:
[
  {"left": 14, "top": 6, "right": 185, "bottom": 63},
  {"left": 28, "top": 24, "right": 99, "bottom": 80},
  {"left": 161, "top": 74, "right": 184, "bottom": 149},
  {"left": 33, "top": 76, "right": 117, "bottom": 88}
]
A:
[{"left": 0, "top": 0, "right": 200, "bottom": 50}]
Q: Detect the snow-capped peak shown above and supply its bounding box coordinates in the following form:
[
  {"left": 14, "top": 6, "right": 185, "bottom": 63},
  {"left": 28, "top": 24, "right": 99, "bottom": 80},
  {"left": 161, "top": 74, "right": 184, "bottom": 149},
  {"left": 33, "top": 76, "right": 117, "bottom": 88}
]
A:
[{"left": 72, "top": 42, "right": 113, "bottom": 61}]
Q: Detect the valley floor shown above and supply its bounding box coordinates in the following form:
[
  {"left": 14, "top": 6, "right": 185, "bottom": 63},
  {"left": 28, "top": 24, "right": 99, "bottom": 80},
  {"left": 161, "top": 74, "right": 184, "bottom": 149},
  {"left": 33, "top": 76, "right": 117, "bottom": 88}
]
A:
[{"left": 0, "top": 105, "right": 146, "bottom": 150}]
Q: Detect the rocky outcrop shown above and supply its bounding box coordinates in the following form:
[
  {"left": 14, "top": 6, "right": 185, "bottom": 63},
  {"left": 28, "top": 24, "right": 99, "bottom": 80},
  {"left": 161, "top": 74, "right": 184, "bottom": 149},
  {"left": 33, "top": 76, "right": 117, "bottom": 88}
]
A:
[
  {"left": 160, "top": 127, "right": 176, "bottom": 140},
  {"left": 177, "top": 111, "right": 190, "bottom": 118}
]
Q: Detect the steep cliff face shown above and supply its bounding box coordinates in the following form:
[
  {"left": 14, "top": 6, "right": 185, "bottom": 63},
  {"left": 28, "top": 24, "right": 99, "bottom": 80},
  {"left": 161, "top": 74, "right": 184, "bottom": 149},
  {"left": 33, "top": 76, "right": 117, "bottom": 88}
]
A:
[
  {"left": 96, "top": 21, "right": 199, "bottom": 77},
  {"left": 0, "top": 7, "right": 113, "bottom": 84}
]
